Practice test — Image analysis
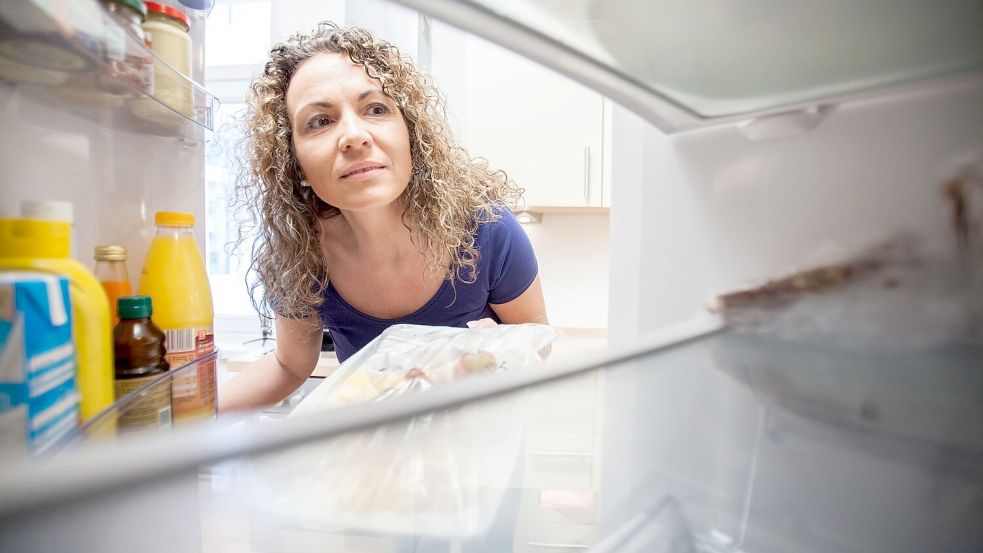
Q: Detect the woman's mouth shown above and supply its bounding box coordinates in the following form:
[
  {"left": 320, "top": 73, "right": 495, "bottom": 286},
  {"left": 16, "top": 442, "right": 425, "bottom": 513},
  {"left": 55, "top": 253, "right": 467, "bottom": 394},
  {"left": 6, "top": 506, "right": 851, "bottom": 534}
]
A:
[{"left": 341, "top": 165, "right": 386, "bottom": 179}]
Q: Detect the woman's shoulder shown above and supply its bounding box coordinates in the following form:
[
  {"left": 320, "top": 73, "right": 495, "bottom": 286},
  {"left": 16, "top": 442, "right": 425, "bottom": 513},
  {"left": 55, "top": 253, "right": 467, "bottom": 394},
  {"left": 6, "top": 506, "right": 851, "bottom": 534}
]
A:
[
  {"left": 474, "top": 202, "right": 518, "bottom": 226},
  {"left": 474, "top": 203, "right": 520, "bottom": 240}
]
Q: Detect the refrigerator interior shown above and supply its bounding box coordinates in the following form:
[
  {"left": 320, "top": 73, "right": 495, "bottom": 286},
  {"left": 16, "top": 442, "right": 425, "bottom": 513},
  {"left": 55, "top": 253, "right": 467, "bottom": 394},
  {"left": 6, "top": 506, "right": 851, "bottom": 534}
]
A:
[{"left": 0, "top": 0, "right": 982, "bottom": 551}]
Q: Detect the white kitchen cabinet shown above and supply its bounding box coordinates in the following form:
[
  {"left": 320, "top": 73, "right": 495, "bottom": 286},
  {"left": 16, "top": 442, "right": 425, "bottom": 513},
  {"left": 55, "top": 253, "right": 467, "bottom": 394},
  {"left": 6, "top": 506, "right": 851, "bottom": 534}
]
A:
[{"left": 457, "top": 35, "right": 605, "bottom": 208}]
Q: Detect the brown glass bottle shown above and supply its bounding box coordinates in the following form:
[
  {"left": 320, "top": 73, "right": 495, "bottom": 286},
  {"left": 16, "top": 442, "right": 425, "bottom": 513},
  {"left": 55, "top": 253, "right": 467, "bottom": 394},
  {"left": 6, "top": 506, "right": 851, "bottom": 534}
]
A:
[{"left": 114, "top": 295, "right": 172, "bottom": 433}]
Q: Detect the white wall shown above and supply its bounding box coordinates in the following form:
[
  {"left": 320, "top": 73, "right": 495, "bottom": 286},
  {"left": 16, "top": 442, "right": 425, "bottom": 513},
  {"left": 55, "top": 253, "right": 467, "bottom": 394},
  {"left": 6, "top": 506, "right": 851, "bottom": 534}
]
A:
[
  {"left": 428, "top": 19, "right": 611, "bottom": 330},
  {"left": 344, "top": 0, "right": 420, "bottom": 61},
  {"left": 607, "top": 79, "right": 983, "bottom": 347},
  {"left": 270, "top": 0, "right": 345, "bottom": 44},
  {"left": 522, "top": 214, "right": 609, "bottom": 329}
]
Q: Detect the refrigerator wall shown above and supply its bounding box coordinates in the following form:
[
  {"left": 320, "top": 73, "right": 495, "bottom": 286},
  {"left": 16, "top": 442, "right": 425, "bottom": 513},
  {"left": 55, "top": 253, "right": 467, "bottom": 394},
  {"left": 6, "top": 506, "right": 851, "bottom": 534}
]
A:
[
  {"left": 608, "top": 78, "right": 983, "bottom": 343},
  {"left": 0, "top": 0, "right": 215, "bottom": 280}
]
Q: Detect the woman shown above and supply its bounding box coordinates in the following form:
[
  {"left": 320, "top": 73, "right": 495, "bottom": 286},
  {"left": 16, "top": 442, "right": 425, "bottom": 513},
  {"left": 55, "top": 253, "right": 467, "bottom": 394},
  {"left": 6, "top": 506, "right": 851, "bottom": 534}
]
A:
[{"left": 219, "top": 23, "right": 548, "bottom": 412}]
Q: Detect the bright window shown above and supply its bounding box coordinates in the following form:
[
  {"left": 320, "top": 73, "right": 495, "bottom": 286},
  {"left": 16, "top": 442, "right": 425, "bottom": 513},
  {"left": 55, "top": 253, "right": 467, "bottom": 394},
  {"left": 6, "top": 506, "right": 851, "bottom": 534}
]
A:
[{"left": 205, "top": 1, "right": 272, "bottom": 66}]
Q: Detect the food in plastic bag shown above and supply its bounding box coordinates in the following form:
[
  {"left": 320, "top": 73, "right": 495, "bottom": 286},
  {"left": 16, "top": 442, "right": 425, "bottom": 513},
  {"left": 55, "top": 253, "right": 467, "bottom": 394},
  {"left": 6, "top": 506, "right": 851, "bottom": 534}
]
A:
[
  {"left": 294, "top": 323, "right": 560, "bottom": 412},
  {"left": 230, "top": 324, "right": 558, "bottom": 537},
  {"left": 232, "top": 394, "right": 526, "bottom": 537}
]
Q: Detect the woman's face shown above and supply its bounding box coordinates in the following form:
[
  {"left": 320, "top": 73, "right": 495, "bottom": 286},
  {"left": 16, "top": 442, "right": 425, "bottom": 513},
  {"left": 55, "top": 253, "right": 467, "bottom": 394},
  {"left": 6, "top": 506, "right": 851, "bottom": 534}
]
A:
[{"left": 286, "top": 53, "right": 412, "bottom": 213}]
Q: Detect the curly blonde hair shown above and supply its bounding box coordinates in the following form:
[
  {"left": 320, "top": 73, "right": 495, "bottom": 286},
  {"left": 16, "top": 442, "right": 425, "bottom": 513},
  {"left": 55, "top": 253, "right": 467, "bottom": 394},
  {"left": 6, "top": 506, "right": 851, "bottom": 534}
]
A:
[{"left": 233, "top": 22, "right": 522, "bottom": 322}]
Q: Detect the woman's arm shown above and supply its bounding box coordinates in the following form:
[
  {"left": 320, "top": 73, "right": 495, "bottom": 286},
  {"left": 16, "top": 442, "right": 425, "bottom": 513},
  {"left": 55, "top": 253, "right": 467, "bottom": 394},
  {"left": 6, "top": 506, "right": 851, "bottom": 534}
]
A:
[
  {"left": 489, "top": 275, "right": 549, "bottom": 324},
  {"left": 218, "top": 314, "right": 323, "bottom": 414}
]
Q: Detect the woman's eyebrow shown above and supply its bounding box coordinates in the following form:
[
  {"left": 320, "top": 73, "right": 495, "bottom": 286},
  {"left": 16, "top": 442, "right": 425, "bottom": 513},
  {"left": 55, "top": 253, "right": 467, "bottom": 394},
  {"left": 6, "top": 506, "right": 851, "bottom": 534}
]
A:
[
  {"left": 293, "top": 89, "right": 391, "bottom": 124},
  {"left": 297, "top": 90, "right": 385, "bottom": 115},
  {"left": 358, "top": 89, "right": 386, "bottom": 101},
  {"left": 295, "top": 100, "right": 333, "bottom": 120}
]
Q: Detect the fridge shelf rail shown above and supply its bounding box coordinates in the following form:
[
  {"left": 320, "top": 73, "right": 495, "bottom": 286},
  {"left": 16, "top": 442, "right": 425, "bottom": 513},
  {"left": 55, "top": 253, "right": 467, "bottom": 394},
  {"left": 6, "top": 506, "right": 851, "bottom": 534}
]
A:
[
  {"left": 0, "top": 0, "right": 218, "bottom": 137},
  {"left": 47, "top": 351, "right": 220, "bottom": 455}
]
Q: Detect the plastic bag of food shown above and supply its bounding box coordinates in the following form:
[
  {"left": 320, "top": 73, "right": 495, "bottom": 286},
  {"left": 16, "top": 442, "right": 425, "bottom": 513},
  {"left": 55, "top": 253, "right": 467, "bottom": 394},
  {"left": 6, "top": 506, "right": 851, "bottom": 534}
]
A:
[
  {"left": 227, "top": 323, "right": 558, "bottom": 538},
  {"left": 294, "top": 323, "right": 560, "bottom": 412}
]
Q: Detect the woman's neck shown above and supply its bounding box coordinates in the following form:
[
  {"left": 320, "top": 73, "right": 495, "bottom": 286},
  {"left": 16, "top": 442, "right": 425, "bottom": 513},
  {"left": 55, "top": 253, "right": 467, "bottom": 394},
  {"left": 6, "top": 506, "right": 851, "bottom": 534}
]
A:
[{"left": 325, "top": 201, "right": 418, "bottom": 266}]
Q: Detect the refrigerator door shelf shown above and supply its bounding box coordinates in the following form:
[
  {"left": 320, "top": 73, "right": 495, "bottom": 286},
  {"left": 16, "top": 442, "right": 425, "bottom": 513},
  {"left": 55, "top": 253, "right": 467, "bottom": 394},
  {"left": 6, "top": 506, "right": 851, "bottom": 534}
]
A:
[{"left": 0, "top": 0, "right": 218, "bottom": 138}]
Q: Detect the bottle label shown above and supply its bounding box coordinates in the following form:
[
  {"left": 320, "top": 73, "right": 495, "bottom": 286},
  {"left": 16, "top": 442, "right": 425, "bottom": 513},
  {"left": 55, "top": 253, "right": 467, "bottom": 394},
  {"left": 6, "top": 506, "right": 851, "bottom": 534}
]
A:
[
  {"left": 115, "top": 374, "right": 172, "bottom": 433},
  {"left": 166, "top": 327, "right": 216, "bottom": 425},
  {"left": 141, "top": 57, "right": 155, "bottom": 94}
]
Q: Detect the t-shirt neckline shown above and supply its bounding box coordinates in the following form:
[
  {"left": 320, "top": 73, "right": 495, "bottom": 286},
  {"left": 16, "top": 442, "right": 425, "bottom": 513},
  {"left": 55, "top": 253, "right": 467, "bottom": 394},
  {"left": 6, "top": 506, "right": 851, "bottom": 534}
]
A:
[{"left": 326, "top": 278, "right": 452, "bottom": 323}]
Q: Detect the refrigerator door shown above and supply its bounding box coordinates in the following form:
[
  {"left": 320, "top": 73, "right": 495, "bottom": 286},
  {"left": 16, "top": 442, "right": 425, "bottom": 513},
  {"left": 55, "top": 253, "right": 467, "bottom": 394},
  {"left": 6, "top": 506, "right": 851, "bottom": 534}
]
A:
[
  {"left": 0, "top": 0, "right": 218, "bottom": 274},
  {"left": 0, "top": 318, "right": 980, "bottom": 552},
  {"left": 396, "top": 0, "right": 983, "bottom": 133}
]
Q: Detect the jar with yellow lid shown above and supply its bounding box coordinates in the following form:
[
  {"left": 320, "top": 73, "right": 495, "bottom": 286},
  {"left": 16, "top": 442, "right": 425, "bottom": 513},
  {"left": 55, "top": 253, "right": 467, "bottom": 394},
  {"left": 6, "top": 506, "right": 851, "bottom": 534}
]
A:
[{"left": 132, "top": 1, "right": 193, "bottom": 123}]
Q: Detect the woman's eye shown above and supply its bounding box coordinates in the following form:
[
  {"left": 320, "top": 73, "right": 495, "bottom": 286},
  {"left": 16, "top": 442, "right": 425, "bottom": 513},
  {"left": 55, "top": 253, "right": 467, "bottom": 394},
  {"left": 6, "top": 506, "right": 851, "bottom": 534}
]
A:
[
  {"left": 308, "top": 115, "right": 332, "bottom": 129},
  {"left": 366, "top": 103, "right": 389, "bottom": 116}
]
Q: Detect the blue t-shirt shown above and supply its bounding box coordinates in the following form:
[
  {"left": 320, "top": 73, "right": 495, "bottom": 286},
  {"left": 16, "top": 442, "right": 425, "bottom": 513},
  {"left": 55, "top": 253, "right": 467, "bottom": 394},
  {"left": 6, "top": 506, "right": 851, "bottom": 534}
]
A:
[{"left": 318, "top": 208, "right": 538, "bottom": 362}]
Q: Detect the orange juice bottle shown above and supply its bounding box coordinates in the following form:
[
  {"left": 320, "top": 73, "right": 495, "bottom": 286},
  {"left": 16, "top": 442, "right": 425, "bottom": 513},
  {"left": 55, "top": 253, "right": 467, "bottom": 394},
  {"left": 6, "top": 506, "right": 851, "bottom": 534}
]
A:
[
  {"left": 94, "top": 245, "right": 132, "bottom": 327},
  {"left": 137, "top": 211, "right": 216, "bottom": 425}
]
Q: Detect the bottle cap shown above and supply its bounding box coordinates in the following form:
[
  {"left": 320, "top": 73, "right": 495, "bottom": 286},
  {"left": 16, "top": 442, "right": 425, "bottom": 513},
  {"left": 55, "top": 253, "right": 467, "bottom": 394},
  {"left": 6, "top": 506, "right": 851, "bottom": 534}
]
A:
[
  {"left": 21, "top": 200, "right": 74, "bottom": 223},
  {"left": 94, "top": 245, "right": 127, "bottom": 261},
  {"left": 155, "top": 211, "right": 194, "bottom": 227},
  {"left": 114, "top": 0, "right": 148, "bottom": 19},
  {"left": 0, "top": 218, "right": 70, "bottom": 258},
  {"left": 117, "top": 295, "right": 153, "bottom": 319},
  {"left": 144, "top": 1, "right": 190, "bottom": 30}
]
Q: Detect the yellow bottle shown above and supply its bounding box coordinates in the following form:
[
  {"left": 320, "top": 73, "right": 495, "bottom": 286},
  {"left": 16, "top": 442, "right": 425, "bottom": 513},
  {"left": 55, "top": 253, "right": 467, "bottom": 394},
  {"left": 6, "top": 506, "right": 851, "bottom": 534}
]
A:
[
  {"left": 138, "top": 211, "right": 216, "bottom": 425},
  {"left": 0, "top": 217, "right": 114, "bottom": 422}
]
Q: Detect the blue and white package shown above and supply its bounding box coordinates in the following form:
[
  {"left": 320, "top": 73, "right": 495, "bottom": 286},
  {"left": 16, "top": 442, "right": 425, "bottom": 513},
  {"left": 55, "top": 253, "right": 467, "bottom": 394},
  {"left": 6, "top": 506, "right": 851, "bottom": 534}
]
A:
[{"left": 0, "top": 272, "right": 79, "bottom": 455}]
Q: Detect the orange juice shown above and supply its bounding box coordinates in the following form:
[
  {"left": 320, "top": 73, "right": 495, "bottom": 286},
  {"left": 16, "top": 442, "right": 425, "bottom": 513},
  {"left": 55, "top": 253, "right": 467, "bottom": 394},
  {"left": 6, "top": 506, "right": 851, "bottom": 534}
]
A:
[
  {"left": 137, "top": 211, "right": 215, "bottom": 424},
  {"left": 101, "top": 281, "right": 133, "bottom": 324},
  {"left": 94, "top": 245, "right": 132, "bottom": 327}
]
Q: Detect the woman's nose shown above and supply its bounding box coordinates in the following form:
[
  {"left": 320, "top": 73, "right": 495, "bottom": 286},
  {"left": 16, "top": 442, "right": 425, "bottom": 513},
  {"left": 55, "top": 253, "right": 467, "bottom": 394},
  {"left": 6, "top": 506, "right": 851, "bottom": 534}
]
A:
[{"left": 338, "top": 116, "right": 372, "bottom": 153}]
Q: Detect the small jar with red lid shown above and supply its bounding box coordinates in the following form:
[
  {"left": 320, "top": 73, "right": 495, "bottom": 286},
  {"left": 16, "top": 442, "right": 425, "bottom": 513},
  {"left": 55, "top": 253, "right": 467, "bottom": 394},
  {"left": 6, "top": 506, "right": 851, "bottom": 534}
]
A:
[{"left": 133, "top": 1, "right": 193, "bottom": 121}]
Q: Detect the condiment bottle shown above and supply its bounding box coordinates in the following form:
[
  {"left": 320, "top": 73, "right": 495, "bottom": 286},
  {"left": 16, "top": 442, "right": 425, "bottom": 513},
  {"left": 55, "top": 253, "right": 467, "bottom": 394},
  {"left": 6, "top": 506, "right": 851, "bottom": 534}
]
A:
[
  {"left": 97, "top": 0, "right": 148, "bottom": 94},
  {"left": 138, "top": 211, "right": 215, "bottom": 425},
  {"left": 99, "top": 0, "right": 147, "bottom": 41},
  {"left": 94, "top": 245, "right": 133, "bottom": 327},
  {"left": 0, "top": 203, "right": 114, "bottom": 423},
  {"left": 114, "top": 295, "right": 172, "bottom": 433},
  {"left": 132, "top": 1, "right": 192, "bottom": 121}
]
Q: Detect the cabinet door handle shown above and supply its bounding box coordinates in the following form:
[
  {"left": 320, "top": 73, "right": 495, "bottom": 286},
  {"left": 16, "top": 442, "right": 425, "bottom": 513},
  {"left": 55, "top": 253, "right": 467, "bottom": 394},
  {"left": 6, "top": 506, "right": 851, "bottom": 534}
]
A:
[
  {"left": 583, "top": 146, "right": 591, "bottom": 201},
  {"left": 528, "top": 542, "right": 590, "bottom": 550}
]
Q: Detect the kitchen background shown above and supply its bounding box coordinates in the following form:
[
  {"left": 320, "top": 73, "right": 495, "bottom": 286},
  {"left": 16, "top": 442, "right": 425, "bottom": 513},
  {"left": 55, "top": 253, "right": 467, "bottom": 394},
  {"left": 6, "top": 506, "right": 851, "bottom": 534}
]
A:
[{"left": 204, "top": 0, "right": 612, "bottom": 356}]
